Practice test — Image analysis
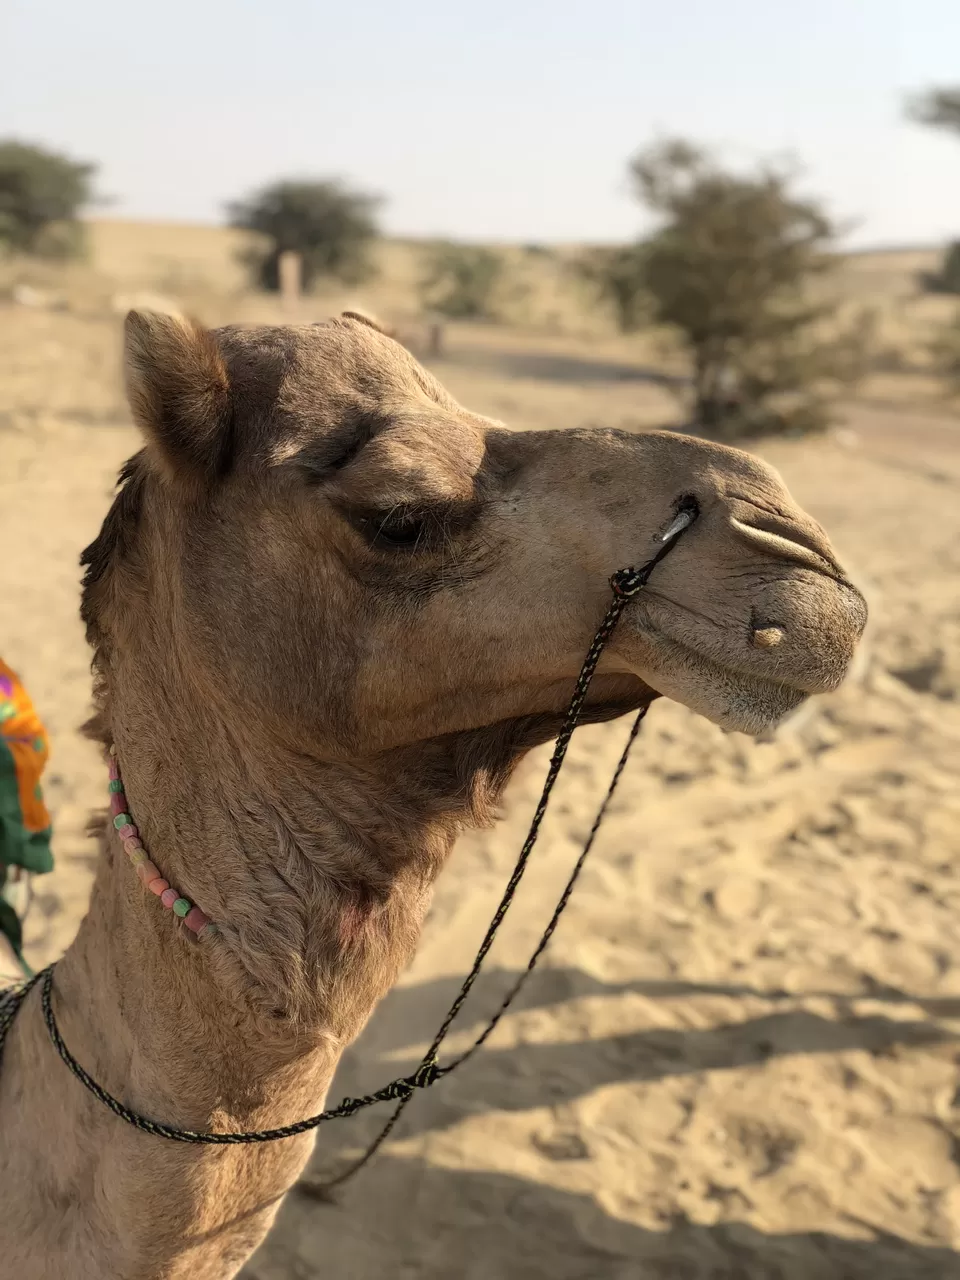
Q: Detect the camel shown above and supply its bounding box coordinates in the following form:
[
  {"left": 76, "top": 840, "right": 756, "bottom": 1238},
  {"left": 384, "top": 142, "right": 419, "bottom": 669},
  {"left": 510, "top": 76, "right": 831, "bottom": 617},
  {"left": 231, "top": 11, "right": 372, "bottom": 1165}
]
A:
[{"left": 0, "top": 310, "right": 866, "bottom": 1279}]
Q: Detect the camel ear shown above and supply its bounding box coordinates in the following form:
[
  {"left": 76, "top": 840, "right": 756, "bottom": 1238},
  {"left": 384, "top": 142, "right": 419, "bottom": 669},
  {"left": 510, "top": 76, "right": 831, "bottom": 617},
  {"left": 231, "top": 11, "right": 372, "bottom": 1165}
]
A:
[
  {"left": 123, "top": 310, "right": 232, "bottom": 483},
  {"left": 341, "top": 309, "right": 396, "bottom": 338}
]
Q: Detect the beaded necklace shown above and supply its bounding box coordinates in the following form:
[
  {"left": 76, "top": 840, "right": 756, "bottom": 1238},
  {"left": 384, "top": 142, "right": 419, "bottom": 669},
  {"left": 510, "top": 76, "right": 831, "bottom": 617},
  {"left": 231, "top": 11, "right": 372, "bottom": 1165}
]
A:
[{"left": 108, "top": 748, "right": 214, "bottom": 939}]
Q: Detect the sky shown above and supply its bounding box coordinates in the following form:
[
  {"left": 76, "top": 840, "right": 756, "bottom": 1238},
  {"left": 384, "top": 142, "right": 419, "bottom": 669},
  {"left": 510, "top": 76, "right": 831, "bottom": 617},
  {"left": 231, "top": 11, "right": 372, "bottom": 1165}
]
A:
[{"left": 4, "top": 0, "right": 960, "bottom": 249}]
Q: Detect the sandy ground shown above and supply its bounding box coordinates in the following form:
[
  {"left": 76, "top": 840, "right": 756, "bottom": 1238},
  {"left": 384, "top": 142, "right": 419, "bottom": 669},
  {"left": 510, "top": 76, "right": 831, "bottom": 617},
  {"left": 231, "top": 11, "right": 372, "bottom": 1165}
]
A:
[{"left": 2, "top": 292, "right": 960, "bottom": 1279}]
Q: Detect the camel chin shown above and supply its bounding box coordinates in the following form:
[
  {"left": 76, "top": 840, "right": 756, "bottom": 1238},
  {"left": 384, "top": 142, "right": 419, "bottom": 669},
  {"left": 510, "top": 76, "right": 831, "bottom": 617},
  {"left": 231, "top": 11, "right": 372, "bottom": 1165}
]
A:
[
  {"left": 627, "top": 634, "right": 816, "bottom": 738},
  {"left": 687, "top": 675, "right": 810, "bottom": 739}
]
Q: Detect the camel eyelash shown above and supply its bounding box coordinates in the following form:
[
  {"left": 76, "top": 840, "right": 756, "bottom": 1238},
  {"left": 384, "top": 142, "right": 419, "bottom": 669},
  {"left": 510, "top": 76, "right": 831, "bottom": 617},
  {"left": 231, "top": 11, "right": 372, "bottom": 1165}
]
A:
[{"left": 351, "top": 502, "right": 483, "bottom": 552}]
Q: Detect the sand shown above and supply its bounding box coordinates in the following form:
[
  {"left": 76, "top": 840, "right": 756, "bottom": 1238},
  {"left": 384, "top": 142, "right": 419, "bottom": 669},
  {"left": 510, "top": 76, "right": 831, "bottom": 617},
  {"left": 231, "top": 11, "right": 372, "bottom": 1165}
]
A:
[{"left": 2, "top": 248, "right": 960, "bottom": 1278}]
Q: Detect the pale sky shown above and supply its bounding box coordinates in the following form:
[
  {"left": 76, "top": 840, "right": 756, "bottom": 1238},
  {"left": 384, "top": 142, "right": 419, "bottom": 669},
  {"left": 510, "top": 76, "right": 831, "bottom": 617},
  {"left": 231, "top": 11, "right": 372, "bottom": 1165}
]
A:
[{"left": 4, "top": 0, "right": 960, "bottom": 248}]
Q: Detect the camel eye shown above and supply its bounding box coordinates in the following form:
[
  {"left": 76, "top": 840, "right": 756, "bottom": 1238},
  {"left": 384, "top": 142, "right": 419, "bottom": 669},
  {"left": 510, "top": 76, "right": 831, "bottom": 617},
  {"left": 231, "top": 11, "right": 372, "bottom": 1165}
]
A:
[{"left": 370, "top": 511, "right": 427, "bottom": 549}]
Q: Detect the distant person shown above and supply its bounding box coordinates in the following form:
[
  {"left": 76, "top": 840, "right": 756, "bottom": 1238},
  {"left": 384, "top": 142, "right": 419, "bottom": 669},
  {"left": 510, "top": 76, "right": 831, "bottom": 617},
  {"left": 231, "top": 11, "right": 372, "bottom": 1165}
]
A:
[{"left": 0, "top": 660, "right": 54, "bottom": 980}]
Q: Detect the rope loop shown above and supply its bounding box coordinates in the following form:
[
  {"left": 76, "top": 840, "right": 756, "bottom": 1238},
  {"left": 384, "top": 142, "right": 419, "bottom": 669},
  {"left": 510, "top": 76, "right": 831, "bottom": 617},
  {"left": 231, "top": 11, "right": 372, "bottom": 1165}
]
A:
[
  {"left": 385, "top": 1057, "right": 443, "bottom": 1101},
  {"left": 410, "top": 1057, "right": 442, "bottom": 1089},
  {"left": 609, "top": 566, "right": 646, "bottom": 598}
]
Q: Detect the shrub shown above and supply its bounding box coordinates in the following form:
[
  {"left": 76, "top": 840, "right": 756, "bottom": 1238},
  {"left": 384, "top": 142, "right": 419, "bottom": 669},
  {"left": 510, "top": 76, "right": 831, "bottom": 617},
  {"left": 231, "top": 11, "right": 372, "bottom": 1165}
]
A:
[
  {"left": 919, "top": 241, "right": 960, "bottom": 295},
  {"left": 574, "top": 243, "right": 651, "bottom": 333},
  {"left": 417, "top": 242, "right": 504, "bottom": 320},
  {"left": 929, "top": 309, "right": 960, "bottom": 396}
]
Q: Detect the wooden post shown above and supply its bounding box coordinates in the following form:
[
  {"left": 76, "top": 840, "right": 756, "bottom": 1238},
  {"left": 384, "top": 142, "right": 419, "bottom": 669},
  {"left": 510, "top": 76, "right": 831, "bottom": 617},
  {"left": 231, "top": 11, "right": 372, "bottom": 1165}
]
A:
[
  {"left": 278, "top": 250, "right": 302, "bottom": 313},
  {"left": 427, "top": 316, "right": 444, "bottom": 359}
]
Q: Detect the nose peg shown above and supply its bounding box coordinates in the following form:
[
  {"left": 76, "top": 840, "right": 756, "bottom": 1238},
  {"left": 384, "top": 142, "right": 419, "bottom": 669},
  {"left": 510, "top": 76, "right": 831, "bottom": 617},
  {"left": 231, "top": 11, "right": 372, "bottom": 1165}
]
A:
[{"left": 660, "top": 505, "right": 697, "bottom": 544}]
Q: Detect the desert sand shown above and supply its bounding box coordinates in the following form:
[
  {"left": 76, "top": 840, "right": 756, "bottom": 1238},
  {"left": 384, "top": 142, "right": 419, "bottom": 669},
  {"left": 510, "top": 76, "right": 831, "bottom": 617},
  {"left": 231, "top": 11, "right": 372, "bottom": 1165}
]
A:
[{"left": 2, "top": 227, "right": 959, "bottom": 1279}]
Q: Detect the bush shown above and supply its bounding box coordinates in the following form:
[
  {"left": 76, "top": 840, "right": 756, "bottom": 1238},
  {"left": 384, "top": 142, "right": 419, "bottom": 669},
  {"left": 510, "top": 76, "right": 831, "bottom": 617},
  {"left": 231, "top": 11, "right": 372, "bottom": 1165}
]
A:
[
  {"left": 624, "top": 139, "right": 866, "bottom": 439},
  {"left": 0, "top": 140, "right": 95, "bottom": 257},
  {"left": 929, "top": 310, "right": 960, "bottom": 396},
  {"left": 574, "top": 243, "right": 651, "bottom": 332},
  {"left": 919, "top": 241, "right": 960, "bottom": 295},
  {"left": 418, "top": 242, "right": 504, "bottom": 319},
  {"left": 227, "top": 179, "right": 381, "bottom": 292}
]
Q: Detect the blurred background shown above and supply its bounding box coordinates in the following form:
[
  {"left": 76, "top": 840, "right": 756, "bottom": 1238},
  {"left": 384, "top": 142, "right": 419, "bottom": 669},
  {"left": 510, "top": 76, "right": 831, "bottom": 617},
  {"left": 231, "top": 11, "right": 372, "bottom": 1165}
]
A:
[{"left": 2, "top": 2, "right": 959, "bottom": 1277}]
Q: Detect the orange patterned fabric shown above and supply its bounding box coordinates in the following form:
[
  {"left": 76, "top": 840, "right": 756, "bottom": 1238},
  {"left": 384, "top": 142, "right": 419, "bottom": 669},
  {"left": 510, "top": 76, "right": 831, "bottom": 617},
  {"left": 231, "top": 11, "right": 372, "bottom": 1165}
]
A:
[{"left": 0, "top": 659, "right": 53, "bottom": 855}]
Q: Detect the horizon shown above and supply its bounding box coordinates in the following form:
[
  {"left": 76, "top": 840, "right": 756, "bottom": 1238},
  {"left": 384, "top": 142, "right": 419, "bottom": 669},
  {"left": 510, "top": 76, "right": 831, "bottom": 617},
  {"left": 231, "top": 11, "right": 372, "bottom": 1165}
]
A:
[
  {"left": 82, "top": 214, "right": 948, "bottom": 257},
  {"left": 6, "top": 0, "right": 960, "bottom": 252}
]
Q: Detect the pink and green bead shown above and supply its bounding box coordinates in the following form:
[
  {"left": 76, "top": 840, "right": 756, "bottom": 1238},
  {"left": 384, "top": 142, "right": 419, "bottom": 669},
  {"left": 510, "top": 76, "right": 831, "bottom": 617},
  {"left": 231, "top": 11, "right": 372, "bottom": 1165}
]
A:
[{"left": 107, "top": 757, "right": 214, "bottom": 940}]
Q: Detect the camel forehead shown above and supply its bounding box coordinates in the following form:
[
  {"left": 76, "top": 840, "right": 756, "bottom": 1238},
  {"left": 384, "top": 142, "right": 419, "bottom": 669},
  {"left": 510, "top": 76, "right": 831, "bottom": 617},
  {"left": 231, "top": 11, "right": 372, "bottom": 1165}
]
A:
[
  {"left": 215, "top": 319, "right": 436, "bottom": 413},
  {"left": 212, "top": 318, "right": 484, "bottom": 473}
]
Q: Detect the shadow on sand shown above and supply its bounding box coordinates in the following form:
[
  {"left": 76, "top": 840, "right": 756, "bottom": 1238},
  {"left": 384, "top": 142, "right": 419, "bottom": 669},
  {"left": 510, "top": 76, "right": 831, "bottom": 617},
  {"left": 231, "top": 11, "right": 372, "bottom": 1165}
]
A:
[
  {"left": 240, "top": 966, "right": 960, "bottom": 1278},
  {"left": 317, "top": 965, "right": 955, "bottom": 1145},
  {"left": 331, "top": 965, "right": 960, "bottom": 1062},
  {"left": 246, "top": 1154, "right": 960, "bottom": 1280}
]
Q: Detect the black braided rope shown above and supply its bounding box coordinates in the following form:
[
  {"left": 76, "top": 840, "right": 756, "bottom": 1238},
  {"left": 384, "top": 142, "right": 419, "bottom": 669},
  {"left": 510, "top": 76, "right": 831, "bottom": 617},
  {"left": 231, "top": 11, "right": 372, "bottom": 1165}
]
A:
[
  {"left": 0, "top": 511, "right": 695, "bottom": 1169},
  {"left": 34, "top": 966, "right": 445, "bottom": 1144},
  {"left": 0, "top": 967, "right": 44, "bottom": 1072},
  {"left": 311, "top": 702, "right": 649, "bottom": 1193},
  {"left": 315, "top": 542, "right": 689, "bottom": 1183},
  {"left": 449, "top": 704, "right": 648, "bottom": 1072}
]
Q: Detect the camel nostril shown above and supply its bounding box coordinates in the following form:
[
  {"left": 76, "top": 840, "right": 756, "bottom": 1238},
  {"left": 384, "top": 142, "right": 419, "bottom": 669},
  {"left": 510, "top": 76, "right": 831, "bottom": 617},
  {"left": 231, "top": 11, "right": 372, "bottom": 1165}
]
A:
[
  {"left": 730, "top": 515, "right": 839, "bottom": 577},
  {"left": 752, "top": 626, "right": 785, "bottom": 649}
]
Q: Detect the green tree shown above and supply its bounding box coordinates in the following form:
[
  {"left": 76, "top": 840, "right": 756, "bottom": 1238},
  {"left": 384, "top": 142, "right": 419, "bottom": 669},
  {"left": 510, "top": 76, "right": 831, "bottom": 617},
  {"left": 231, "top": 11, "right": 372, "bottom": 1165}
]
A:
[
  {"left": 906, "top": 88, "right": 960, "bottom": 296},
  {"left": 906, "top": 87, "right": 960, "bottom": 138},
  {"left": 227, "top": 179, "right": 381, "bottom": 292},
  {"left": 929, "top": 309, "right": 960, "bottom": 397},
  {"left": 625, "top": 139, "right": 865, "bottom": 438},
  {"left": 418, "top": 242, "right": 504, "bottom": 319},
  {"left": 0, "top": 140, "right": 95, "bottom": 257},
  {"left": 919, "top": 240, "right": 960, "bottom": 295}
]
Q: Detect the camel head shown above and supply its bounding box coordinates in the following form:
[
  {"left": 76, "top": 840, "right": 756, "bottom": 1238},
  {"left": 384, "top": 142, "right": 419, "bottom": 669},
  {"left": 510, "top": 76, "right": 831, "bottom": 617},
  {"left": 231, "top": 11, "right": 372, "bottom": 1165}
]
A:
[{"left": 83, "top": 311, "right": 866, "bottom": 785}]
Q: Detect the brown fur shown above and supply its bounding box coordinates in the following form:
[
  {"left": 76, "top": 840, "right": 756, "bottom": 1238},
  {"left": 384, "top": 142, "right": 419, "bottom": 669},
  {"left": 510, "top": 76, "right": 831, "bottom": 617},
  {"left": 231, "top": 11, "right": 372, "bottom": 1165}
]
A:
[
  {"left": 124, "top": 311, "right": 233, "bottom": 483},
  {"left": 0, "top": 312, "right": 866, "bottom": 1279}
]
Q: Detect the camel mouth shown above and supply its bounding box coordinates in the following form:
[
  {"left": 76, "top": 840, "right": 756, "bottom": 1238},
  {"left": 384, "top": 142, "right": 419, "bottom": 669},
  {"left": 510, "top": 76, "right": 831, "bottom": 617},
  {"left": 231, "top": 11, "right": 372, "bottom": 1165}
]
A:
[{"left": 624, "top": 622, "right": 814, "bottom": 736}]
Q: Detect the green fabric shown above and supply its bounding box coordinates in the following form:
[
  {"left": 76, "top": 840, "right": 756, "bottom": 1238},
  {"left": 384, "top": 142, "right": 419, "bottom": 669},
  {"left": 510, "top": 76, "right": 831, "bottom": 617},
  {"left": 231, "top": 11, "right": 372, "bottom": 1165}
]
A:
[
  {"left": 0, "top": 738, "right": 51, "bottom": 977},
  {"left": 0, "top": 894, "right": 30, "bottom": 976}
]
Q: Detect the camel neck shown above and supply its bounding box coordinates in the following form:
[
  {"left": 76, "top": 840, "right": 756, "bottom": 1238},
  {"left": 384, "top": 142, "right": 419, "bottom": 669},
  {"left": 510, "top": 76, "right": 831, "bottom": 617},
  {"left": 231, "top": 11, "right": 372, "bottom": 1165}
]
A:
[
  {"left": 1, "top": 740, "right": 455, "bottom": 1278},
  {"left": 3, "top": 836, "right": 341, "bottom": 1280},
  {"left": 54, "top": 707, "right": 461, "bottom": 1112},
  {"left": 52, "top": 820, "right": 338, "bottom": 1134}
]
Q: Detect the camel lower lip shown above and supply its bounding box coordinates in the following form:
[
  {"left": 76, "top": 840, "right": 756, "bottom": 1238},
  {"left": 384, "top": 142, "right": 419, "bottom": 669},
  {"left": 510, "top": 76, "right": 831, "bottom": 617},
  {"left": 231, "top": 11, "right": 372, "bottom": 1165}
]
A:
[{"left": 627, "top": 622, "right": 812, "bottom": 734}]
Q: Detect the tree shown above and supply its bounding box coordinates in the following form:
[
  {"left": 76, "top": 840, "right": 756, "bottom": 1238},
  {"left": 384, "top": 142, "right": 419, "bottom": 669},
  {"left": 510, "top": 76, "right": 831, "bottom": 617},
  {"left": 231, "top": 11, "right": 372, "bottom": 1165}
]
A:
[
  {"left": 0, "top": 140, "right": 95, "bottom": 257},
  {"left": 906, "top": 88, "right": 960, "bottom": 296},
  {"left": 623, "top": 139, "right": 866, "bottom": 438},
  {"left": 906, "top": 87, "right": 960, "bottom": 138},
  {"left": 919, "top": 241, "right": 960, "bottom": 295},
  {"left": 417, "top": 242, "right": 504, "bottom": 319},
  {"left": 227, "top": 180, "right": 381, "bottom": 292},
  {"left": 929, "top": 310, "right": 960, "bottom": 397}
]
